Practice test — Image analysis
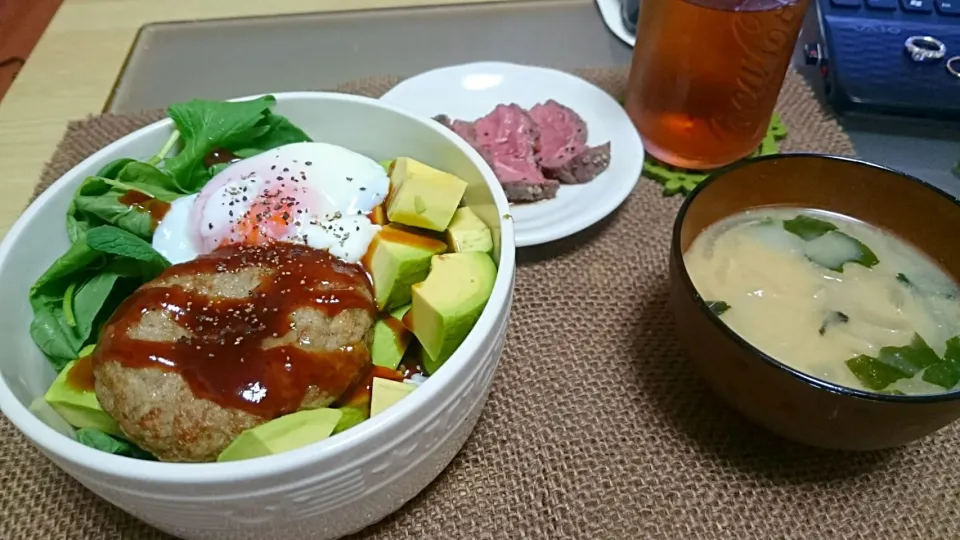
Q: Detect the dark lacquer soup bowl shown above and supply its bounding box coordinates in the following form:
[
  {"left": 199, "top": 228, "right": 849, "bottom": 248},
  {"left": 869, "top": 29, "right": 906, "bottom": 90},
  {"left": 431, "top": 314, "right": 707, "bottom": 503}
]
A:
[{"left": 669, "top": 153, "right": 960, "bottom": 451}]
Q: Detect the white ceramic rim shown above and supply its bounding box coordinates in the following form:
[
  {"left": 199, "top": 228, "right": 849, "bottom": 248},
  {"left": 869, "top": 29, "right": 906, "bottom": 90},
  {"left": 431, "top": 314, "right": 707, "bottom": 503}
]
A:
[
  {"left": 595, "top": 0, "right": 637, "bottom": 48},
  {"left": 0, "top": 91, "right": 516, "bottom": 484},
  {"left": 381, "top": 61, "right": 644, "bottom": 248}
]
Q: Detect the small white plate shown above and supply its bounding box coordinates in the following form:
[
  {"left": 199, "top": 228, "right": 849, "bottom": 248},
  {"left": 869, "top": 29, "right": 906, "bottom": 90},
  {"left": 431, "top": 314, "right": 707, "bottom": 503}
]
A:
[
  {"left": 596, "top": 0, "right": 638, "bottom": 47},
  {"left": 380, "top": 62, "right": 644, "bottom": 247}
]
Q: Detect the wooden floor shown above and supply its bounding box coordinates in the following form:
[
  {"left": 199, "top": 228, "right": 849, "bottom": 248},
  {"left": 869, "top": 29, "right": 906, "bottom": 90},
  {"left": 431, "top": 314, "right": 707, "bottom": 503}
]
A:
[{"left": 0, "top": 0, "right": 64, "bottom": 101}]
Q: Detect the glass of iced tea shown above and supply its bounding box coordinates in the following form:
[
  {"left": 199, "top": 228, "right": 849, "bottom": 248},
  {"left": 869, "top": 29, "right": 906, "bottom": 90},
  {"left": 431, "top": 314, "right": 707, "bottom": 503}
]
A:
[{"left": 625, "top": 0, "right": 809, "bottom": 170}]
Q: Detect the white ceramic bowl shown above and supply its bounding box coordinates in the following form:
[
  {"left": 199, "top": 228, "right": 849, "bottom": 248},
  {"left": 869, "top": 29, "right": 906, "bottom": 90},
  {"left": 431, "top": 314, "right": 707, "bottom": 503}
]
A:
[{"left": 0, "top": 92, "right": 516, "bottom": 540}]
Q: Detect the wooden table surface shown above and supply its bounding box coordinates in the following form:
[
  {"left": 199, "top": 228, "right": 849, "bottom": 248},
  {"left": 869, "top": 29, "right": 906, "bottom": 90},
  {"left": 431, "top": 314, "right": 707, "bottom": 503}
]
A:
[{"left": 0, "top": 0, "right": 512, "bottom": 240}]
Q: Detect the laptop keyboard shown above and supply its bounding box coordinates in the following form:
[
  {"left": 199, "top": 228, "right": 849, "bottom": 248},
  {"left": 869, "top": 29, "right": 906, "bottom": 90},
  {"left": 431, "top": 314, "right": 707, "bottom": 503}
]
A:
[{"left": 831, "top": 0, "right": 959, "bottom": 16}]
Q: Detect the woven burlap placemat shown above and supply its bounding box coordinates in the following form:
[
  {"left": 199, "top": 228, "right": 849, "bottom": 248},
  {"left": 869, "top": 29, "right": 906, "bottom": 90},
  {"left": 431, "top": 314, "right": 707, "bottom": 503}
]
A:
[{"left": 4, "top": 66, "right": 956, "bottom": 540}]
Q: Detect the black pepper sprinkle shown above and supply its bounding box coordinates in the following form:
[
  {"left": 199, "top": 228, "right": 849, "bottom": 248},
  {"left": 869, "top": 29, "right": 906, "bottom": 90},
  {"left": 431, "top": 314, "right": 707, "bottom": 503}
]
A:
[
  {"left": 283, "top": 168, "right": 289, "bottom": 172},
  {"left": 305, "top": 161, "right": 312, "bottom": 166},
  {"left": 208, "top": 223, "right": 214, "bottom": 230},
  {"left": 360, "top": 187, "right": 366, "bottom": 191},
  {"left": 346, "top": 177, "right": 353, "bottom": 182}
]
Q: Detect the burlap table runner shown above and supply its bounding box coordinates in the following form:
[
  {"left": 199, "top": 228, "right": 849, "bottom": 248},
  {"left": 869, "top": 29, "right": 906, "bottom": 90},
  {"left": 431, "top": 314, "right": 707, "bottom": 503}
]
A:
[{"left": 3, "top": 66, "right": 953, "bottom": 540}]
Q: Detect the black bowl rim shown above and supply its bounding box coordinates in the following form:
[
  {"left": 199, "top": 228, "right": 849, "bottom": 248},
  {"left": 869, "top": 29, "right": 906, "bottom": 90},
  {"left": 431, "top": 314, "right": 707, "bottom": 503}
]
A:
[{"left": 672, "top": 152, "right": 960, "bottom": 404}]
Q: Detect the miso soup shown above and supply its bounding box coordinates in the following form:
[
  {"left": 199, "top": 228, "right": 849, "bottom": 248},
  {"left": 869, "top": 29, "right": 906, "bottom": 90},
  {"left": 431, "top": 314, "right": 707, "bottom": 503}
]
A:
[{"left": 684, "top": 208, "right": 960, "bottom": 395}]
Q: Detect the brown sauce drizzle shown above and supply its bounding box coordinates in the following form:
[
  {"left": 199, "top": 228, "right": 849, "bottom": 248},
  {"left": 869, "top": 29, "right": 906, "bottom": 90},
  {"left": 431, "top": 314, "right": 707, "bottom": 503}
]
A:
[
  {"left": 203, "top": 148, "right": 242, "bottom": 169},
  {"left": 398, "top": 355, "right": 425, "bottom": 379},
  {"left": 369, "top": 205, "right": 388, "bottom": 226},
  {"left": 361, "top": 226, "right": 447, "bottom": 294},
  {"left": 93, "top": 242, "right": 376, "bottom": 419},
  {"left": 401, "top": 308, "right": 415, "bottom": 333},
  {"left": 66, "top": 354, "right": 96, "bottom": 392},
  {"left": 118, "top": 191, "right": 171, "bottom": 228},
  {"left": 384, "top": 317, "right": 412, "bottom": 351}
]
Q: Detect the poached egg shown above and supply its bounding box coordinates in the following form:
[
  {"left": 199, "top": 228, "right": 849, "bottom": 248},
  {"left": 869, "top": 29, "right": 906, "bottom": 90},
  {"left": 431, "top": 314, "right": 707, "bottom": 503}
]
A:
[{"left": 153, "top": 142, "right": 390, "bottom": 265}]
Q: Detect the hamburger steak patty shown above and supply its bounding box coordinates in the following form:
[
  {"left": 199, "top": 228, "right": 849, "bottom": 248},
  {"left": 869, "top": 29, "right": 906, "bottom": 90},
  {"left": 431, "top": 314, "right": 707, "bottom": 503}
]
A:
[{"left": 92, "top": 242, "right": 376, "bottom": 463}]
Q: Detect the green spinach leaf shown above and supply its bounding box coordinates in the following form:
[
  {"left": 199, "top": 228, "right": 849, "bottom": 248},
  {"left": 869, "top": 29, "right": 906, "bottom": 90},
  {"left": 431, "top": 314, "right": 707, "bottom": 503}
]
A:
[
  {"left": 247, "top": 111, "right": 311, "bottom": 150},
  {"left": 163, "top": 96, "right": 277, "bottom": 192},
  {"left": 114, "top": 161, "right": 182, "bottom": 201},
  {"left": 29, "top": 302, "right": 84, "bottom": 372},
  {"left": 161, "top": 96, "right": 311, "bottom": 193},
  {"left": 76, "top": 428, "right": 156, "bottom": 460},
  {"left": 69, "top": 162, "right": 182, "bottom": 241},
  {"left": 72, "top": 272, "right": 121, "bottom": 341},
  {"left": 31, "top": 239, "right": 102, "bottom": 297},
  {"left": 29, "top": 229, "right": 170, "bottom": 368},
  {"left": 95, "top": 158, "right": 137, "bottom": 180},
  {"left": 85, "top": 226, "right": 169, "bottom": 272},
  {"left": 207, "top": 163, "right": 232, "bottom": 178}
]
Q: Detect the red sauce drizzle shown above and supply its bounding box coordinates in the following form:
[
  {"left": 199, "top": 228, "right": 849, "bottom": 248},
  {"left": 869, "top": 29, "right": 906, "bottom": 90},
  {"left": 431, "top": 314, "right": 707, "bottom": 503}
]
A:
[
  {"left": 92, "top": 242, "right": 376, "bottom": 419},
  {"left": 118, "top": 191, "right": 171, "bottom": 228},
  {"left": 66, "top": 354, "right": 96, "bottom": 392}
]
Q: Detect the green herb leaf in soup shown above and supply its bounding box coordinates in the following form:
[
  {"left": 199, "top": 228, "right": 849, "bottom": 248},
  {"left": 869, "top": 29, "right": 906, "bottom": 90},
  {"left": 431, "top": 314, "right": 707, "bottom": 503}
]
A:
[
  {"left": 818, "top": 311, "right": 849, "bottom": 336},
  {"left": 877, "top": 333, "right": 941, "bottom": 375},
  {"left": 782, "top": 215, "right": 879, "bottom": 272},
  {"left": 921, "top": 362, "right": 960, "bottom": 390},
  {"left": 705, "top": 301, "right": 731, "bottom": 316},
  {"left": 845, "top": 334, "right": 950, "bottom": 391},
  {"left": 845, "top": 355, "right": 912, "bottom": 391},
  {"left": 782, "top": 215, "right": 838, "bottom": 240}
]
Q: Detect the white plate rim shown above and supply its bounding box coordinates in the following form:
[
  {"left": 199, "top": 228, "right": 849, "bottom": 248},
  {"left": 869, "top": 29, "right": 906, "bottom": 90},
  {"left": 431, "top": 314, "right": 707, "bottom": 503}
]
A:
[{"left": 381, "top": 61, "right": 644, "bottom": 247}]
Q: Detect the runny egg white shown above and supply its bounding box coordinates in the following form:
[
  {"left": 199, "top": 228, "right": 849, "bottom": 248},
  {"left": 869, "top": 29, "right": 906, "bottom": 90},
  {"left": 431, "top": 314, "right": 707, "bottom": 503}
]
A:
[{"left": 153, "top": 142, "right": 390, "bottom": 265}]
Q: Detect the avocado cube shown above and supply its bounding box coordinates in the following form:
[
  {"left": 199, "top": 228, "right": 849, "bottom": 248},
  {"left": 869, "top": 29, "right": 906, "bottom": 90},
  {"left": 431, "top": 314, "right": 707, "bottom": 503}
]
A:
[
  {"left": 445, "top": 207, "right": 493, "bottom": 254},
  {"left": 408, "top": 252, "right": 497, "bottom": 372},
  {"left": 371, "top": 305, "right": 412, "bottom": 370},
  {"left": 332, "top": 404, "right": 369, "bottom": 434},
  {"left": 385, "top": 157, "right": 467, "bottom": 232},
  {"left": 370, "top": 377, "right": 417, "bottom": 417},
  {"left": 44, "top": 357, "right": 123, "bottom": 437},
  {"left": 217, "top": 408, "right": 343, "bottom": 462},
  {"left": 367, "top": 226, "right": 447, "bottom": 311}
]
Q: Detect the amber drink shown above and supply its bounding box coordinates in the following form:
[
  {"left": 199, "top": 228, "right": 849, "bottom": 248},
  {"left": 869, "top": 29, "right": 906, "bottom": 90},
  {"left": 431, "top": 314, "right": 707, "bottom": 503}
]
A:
[{"left": 625, "top": 0, "right": 809, "bottom": 170}]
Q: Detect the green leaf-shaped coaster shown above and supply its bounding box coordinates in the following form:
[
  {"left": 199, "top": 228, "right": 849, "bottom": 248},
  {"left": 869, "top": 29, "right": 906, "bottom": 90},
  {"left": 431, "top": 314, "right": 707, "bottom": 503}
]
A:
[{"left": 642, "top": 114, "right": 789, "bottom": 196}]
